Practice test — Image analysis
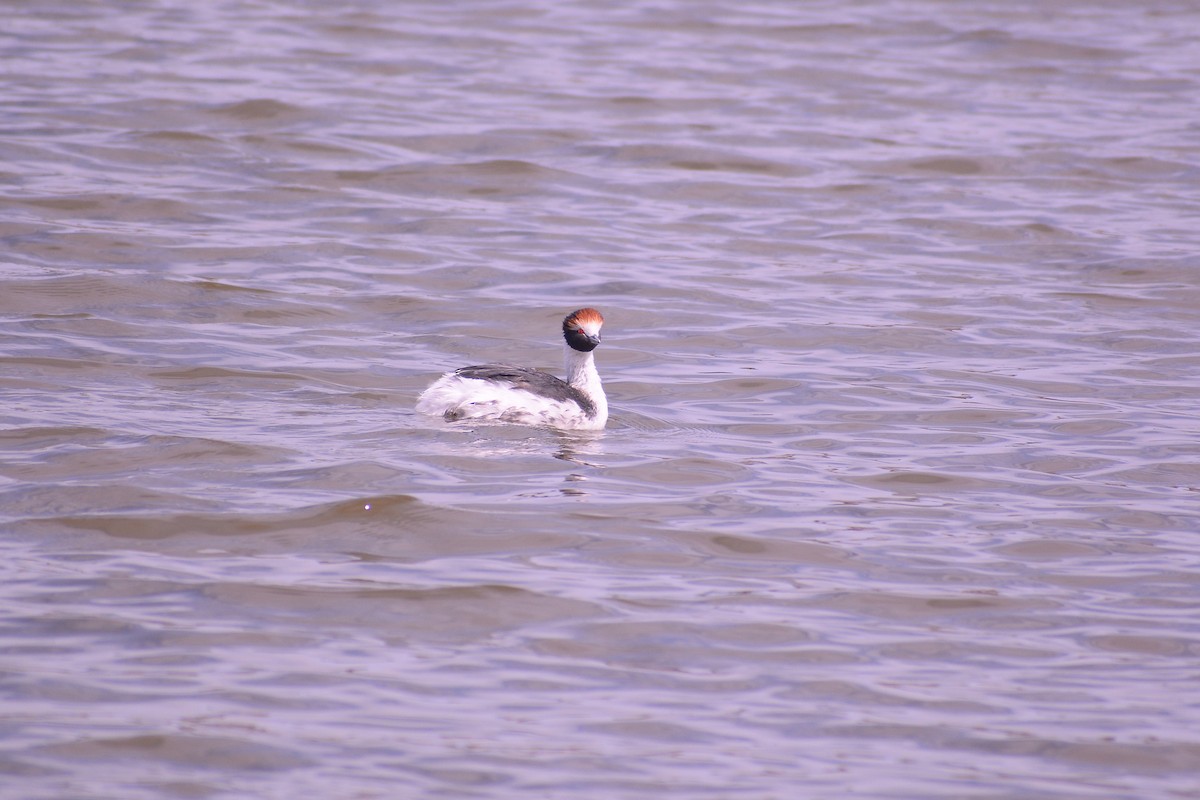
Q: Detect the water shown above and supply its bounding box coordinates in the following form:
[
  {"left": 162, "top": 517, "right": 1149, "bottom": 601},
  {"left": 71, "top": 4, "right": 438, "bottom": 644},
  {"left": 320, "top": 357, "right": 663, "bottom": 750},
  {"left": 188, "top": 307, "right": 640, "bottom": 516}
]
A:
[{"left": 3, "top": 1, "right": 1200, "bottom": 798}]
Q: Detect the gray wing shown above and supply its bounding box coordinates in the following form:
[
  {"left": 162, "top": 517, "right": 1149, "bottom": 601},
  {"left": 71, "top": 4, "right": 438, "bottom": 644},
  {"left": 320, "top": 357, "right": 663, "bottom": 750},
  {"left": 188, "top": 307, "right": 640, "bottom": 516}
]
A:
[{"left": 454, "top": 364, "right": 595, "bottom": 415}]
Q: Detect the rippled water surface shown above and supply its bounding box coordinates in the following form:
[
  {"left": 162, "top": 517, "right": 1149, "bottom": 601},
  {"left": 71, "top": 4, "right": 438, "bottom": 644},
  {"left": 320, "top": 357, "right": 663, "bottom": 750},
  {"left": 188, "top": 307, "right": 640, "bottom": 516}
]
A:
[{"left": 4, "top": 1, "right": 1200, "bottom": 798}]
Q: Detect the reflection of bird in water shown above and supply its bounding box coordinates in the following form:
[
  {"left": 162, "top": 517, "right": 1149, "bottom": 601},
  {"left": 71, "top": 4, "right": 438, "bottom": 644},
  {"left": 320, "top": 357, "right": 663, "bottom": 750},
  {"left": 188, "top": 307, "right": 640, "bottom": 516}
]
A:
[{"left": 417, "top": 308, "right": 608, "bottom": 430}]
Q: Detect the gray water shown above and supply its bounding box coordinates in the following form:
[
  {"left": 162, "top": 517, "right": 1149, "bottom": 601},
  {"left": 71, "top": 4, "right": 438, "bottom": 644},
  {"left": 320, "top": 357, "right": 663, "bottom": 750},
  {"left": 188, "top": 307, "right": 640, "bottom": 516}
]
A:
[{"left": 3, "top": 1, "right": 1200, "bottom": 798}]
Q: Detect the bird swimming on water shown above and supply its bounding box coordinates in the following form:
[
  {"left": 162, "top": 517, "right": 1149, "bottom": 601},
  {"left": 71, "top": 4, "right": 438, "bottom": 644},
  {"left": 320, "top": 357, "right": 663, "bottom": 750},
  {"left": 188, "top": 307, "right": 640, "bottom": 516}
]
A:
[{"left": 416, "top": 307, "right": 608, "bottom": 430}]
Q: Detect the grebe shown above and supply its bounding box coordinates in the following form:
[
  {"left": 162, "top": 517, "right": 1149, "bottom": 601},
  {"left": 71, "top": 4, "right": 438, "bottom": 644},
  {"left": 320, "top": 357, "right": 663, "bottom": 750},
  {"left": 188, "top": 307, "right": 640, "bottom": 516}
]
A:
[{"left": 416, "top": 307, "right": 608, "bottom": 430}]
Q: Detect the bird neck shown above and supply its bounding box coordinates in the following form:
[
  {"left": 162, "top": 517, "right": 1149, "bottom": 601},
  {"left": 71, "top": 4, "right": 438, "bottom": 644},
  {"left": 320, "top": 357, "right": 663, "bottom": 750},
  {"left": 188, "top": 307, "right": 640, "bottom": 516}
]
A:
[
  {"left": 565, "top": 345, "right": 598, "bottom": 389},
  {"left": 564, "top": 344, "right": 608, "bottom": 424}
]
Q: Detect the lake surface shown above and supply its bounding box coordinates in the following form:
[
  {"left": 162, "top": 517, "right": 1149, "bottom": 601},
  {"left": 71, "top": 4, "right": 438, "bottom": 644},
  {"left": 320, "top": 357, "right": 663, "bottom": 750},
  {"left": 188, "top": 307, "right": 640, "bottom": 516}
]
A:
[{"left": 3, "top": 1, "right": 1200, "bottom": 798}]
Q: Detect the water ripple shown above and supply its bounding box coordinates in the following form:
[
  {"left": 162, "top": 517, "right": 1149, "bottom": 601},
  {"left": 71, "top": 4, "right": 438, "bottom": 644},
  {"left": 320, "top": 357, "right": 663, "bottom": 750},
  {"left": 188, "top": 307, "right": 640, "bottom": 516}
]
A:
[{"left": 3, "top": 0, "right": 1200, "bottom": 798}]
